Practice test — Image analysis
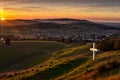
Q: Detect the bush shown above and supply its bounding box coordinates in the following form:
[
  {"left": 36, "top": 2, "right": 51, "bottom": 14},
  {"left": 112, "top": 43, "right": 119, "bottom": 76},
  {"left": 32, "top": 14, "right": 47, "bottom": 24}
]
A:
[
  {"left": 96, "top": 60, "right": 119, "bottom": 77},
  {"left": 96, "top": 38, "right": 120, "bottom": 51},
  {"left": 114, "top": 41, "right": 120, "bottom": 50}
]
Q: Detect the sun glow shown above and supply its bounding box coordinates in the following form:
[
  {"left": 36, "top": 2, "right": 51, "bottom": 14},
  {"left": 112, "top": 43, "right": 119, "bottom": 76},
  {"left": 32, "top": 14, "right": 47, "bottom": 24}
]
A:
[
  {"left": 0, "top": 8, "right": 5, "bottom": 21},
  {"left": 1, "top": 17, "right": 5, "bottom": 21}
]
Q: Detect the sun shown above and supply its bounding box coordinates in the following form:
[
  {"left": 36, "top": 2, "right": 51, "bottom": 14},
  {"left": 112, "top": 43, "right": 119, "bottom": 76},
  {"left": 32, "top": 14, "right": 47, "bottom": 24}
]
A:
[
  {"left": 0, "top": 8, "right": 5, "bottom": 21},
  {"left": 1, "top": 17, "right": 5, "bottom": 21}
]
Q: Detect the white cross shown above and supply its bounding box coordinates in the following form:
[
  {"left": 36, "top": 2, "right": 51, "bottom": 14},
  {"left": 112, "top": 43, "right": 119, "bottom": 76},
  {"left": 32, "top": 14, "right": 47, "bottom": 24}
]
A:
[{"left": 90, "top": 43, "right": 98, "bottom": 61}]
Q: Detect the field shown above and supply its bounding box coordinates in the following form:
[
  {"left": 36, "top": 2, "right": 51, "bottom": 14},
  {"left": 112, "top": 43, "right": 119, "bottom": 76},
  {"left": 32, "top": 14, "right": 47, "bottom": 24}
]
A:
[
  {"left": 0, "top": 41, "right": 66, "bottom": 72},
  {"left": 0, "top": 42, "right": 120, "bottom": 80}
]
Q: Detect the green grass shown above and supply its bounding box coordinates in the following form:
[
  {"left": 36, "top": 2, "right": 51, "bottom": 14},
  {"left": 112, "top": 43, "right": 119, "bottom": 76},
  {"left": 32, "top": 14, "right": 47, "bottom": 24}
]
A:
[
  {"left": 64, "top": 50, "right": 120, "bottom": 80},
  {"left": 1, "top": 43, "right": 120, "bottom": 80},
  {"left": 53, "top": 44, "right": 91, "bottom": 58},
  {"left": 22, "top": 58, "right": 88, "bottom": 80},
  {"left": 0, "top": 41, "right": 66, "bottom": 72},
  {"left": 20, "top": 44, "right": 90, "bottom": 80},
  {"left": 0, "top": 43, "right": 90, "bottom": 80}
]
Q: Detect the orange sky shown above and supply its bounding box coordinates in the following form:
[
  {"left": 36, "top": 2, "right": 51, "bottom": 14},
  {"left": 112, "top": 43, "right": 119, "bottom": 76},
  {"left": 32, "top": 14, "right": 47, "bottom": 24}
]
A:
[{"left": 0, "top": 0, "right": 120, "bottom": 22}]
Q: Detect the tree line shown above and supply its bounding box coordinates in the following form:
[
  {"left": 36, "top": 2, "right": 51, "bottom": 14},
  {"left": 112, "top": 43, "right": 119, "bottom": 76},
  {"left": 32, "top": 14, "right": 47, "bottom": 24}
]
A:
[{"left": 96, "top": 38, "right": 120, "bottom": 51}]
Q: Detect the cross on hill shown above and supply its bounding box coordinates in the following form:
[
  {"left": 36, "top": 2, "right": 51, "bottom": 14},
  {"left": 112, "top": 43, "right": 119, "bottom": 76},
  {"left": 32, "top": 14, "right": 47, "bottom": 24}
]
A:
[{"left": 90, "top": 43, "right": 98, "bottom": 61}]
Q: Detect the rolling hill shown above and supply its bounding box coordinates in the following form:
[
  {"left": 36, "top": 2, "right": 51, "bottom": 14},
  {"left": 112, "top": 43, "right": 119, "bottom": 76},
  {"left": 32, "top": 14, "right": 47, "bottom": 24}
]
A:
[
  {"left": 1, "top": 18, "right": 119, "bottom": 30},
  {"left": 0, "top": 42, "right": 120, "bottom": 80}
]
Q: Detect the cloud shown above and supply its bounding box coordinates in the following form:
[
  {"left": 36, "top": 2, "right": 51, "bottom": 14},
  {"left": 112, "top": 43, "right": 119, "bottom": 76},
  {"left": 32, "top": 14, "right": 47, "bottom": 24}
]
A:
[
  {"left": 4, "top": 6, "right": 56, "bottom": 13},
  {"left": 0, "top": 0, "right": 119, "bottom": 14},
  {"left": 0, "top": 0, "right": 120, "bottom": 5},
  {"left": 0, "top": 0, "right": 120, "bottom": 6}
]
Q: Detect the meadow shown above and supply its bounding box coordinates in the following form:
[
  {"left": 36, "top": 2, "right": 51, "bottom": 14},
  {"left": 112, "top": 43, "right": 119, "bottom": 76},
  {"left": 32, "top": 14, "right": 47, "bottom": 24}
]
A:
[
  {"left": 0, "top": 42, "right": 120, "bottom": 80},
  {"left": 0, "top": 41, "right": 66, "bottom": 72}
]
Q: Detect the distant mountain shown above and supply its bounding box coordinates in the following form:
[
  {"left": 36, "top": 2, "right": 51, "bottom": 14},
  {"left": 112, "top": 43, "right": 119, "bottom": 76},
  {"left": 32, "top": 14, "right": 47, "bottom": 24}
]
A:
[
  {"left": 35, "top": 18, "right": 81, "bottom": 21},
  {"left": 31, "top": 19, "right": 120, "bottom": 30},
  {"left": 35, "top": 18, "right": 87, "bottom": 24},
  {"left": 0, "top": 18, "right": 119, "bottom": 30},
  {"left": 68, "top": 21, "right": 120, "bottom": 30}
]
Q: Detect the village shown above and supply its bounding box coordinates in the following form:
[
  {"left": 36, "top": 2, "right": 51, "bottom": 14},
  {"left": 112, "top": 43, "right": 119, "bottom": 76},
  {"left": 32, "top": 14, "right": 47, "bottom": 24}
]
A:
[{"left": 2, "top": 26, "right": 119, "bottom": 43}]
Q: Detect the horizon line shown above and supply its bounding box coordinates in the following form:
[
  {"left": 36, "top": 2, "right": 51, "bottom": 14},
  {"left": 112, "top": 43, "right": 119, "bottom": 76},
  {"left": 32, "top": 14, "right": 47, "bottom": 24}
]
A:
[{"left": 3, "top": 18, "right": 120, "bottom": 23}]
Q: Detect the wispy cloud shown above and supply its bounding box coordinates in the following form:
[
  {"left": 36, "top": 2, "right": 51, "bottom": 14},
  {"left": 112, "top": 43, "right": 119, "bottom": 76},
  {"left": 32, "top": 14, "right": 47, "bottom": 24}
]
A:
[
  {"left": 0, "top": 0, "right": 120, "bottom": 6},
  {"left": 0, "top": 0, "right": 120, "bottom": 9}
]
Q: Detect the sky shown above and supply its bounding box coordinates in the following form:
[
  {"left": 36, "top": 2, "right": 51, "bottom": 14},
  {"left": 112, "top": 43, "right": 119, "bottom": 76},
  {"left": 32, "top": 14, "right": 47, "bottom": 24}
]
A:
[{"left": 0, "top": 0, "right": 120, "bottom": 22}]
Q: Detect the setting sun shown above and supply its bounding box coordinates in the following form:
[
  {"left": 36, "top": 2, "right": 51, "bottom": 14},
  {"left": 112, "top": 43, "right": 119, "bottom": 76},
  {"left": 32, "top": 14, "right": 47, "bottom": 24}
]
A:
[
  {"left": 0, "top": 8, "right": 5, "bottom": 21},
  {"left": 1, "top": 17, "right": 5, "bottom": 21}
]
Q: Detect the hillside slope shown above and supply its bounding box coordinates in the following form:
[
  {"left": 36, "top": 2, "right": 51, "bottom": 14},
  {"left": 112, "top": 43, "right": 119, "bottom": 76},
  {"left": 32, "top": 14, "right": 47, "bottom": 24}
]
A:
[
  {"left": 66, "top": 50, "right": 120, "bottom": 80},
  {"left": 23, "top": 44, "right": 120, "bottom": 80},
  {"left": 0, "top": 43, "right": 120, "bottom": 80}
]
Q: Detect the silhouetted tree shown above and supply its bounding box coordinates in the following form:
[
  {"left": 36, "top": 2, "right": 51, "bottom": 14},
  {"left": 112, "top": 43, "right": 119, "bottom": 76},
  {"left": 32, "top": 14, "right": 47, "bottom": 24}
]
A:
[
  {"left": 114, "top": 40, "right": 120, "bottom": 50},
  {"left": 96, "top": 38, "right": 120, "bottom": 51}
]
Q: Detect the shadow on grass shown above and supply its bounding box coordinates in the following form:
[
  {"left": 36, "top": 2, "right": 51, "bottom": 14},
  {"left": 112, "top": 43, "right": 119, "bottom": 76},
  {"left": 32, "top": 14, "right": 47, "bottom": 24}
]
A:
[{"left": 22, "top": 58, "right": 88, "bottom": 80}]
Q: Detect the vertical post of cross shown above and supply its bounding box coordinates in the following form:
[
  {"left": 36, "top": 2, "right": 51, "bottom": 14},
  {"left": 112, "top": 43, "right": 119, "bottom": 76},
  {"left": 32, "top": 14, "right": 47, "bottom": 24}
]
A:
[
  {"left": 90, "top": 43, "right": 98, "bottom": 61},
  {"left": 93, "top": 43, "right": 95, "bottom": 60}
]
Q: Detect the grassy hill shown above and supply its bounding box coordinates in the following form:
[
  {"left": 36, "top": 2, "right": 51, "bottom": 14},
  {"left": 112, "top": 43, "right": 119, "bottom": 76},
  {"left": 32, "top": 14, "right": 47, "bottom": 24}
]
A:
[
  {"left": 0, "top": 41, "right": 66, "bottom": 72},
  {"left": 0, "top": 42, "right": 120, "bottom": 80},
  {"left": 66, "top": 50, "right": 120, "bottom": 80}
]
